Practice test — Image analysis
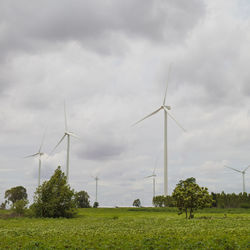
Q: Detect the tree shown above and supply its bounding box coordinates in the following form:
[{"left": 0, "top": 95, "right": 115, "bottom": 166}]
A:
[
  {"left": 75, "top": 191, "right": 90, "bottom": 208},
  {"left": 5, "top": 186, "right": 27, "bottom": 205},
  {"left": 32, "top": 166, "right": 76, "bottom": 218},
  {"left": 172, "top": 177, "right": 213, "bottom": 219},
  {"left": 133, "top": 199, "right": 141, "bottom": 207},
  {"left": 93, "top": 201, "right": 99, "bottom": 208}
]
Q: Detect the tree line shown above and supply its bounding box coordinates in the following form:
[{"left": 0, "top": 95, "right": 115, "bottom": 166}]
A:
[
  {"left": 0, "top": 167, "right": 95, "bottom": 217},
  {"left": 153, "top": 191, "right": 250, "bottom": 209},
  {"left": 1, "top": 167, "right": 249, "bottom": 219}
]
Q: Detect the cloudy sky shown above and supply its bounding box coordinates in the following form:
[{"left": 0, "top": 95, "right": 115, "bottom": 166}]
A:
[{"left": 0, "top": 0, "right": 250, "bottom": 207}]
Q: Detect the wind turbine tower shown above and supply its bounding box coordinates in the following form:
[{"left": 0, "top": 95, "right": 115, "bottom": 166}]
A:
[
  {"left": 94, "top": 176, "right": 99, "bottom": 203},
  {"left": 225, "top": 165, "right": 250, "bottom": 193},
  {"left": 133, "top": 65, "right": 186, "bottom": 196}
]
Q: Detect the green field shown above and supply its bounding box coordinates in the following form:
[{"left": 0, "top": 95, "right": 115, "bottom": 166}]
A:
[{"left": 0, "top": 208, "right": 249, "bottom": 249}]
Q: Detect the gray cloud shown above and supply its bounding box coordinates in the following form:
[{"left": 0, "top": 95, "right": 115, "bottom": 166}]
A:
[
  {"left": 1, "top": 0, "right": 250, "bottom": 206},
  {"left": 0, "top": 0, "right": 205, "bottom": 57}
]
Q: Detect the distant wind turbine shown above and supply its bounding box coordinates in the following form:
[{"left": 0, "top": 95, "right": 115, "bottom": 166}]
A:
[
  {"left": 51, "top": 102, "right": 78, "bottom": 182},
  {"left": 93, "top": 175, "right": 99, "bottom": 203},
  {"left": 133, "top": 65, "right": 186, "bottom": 196},
  {"left": 145, "top": 167, "right": 157, "bottom": 199},
  {"left": 25, "top": 132, "right": 46, "bottom": 187},
  {"left": 225, "top": 165, "right": 250, "bottom": 193}
]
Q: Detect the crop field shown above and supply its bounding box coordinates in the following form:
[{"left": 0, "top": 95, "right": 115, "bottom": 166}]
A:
[{"left": 0, "top": 208, "right": 249, "bottom": 249}]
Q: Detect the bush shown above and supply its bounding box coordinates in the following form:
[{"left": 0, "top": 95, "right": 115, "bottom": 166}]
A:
[
  {"left": 240, "top": 203, "right": 250, "bottom": 209},
  {"left": 153, "top": 195, "right": 175, "bottom": 207},
  {"left": 31, "top": 166, "right": 77, "bottom": 218},
  {"left": 12, "top": 199, "right": 28, "bottom": 216},
  {"left": 133, "top": 199, "right": 141, "bottom": 207},
  {"left": 93, "top": 202, "right": 99, "bottom": 208}
]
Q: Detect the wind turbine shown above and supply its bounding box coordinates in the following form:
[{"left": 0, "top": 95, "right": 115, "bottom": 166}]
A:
[
  {"left": 133, "top": 65, "right": 186, "bottom": 196},
  {"left": 225, "top": 165, "right": 250, "bottom": 193},
  {"left": 93, "top": 175, "right": 99, "bottom": 203},
  {"left": 25, "top": 133, "right": 46, "bottom": 187},
  {"left": 51, "top": 102, "right": 78, "bottom": 182},
  {"left": 145, "top": 167, "right": 157, "bottom": 199}
]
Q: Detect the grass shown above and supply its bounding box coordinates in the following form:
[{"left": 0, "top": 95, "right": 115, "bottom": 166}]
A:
[{"left": 0, "top": 207, "right": 249, "bottom": 249}]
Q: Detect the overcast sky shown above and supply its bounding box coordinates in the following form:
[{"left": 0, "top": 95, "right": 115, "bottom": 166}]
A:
[{"left": 0, "top": 0, "right": 250, "bottom": 207}]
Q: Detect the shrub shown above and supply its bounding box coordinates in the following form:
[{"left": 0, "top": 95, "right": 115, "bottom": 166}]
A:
[
  {"left": 133, "top": 199, "right": 141, "bottom": 207},
  {"left": 31, "top": 166, "right": 77, "bottom": 218},
  {"left": 12, "top": 199, "right": 28, "bottom": 216},
  {"left": 93, "top": 202, "right": 99, "bottom": 208}
]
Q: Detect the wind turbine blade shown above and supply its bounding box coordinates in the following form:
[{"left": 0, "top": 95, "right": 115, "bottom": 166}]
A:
[
  {"left": 132, "top": 107, "right": 162, "bottom": 126},
  {"left": 224, "top": 165, "right": 242, "bottom": 173},
  {"left": 163, "top": 63, "right": 172, "bottom": 105},
  {"left": 153, "top": 157, "right": 158, "bottom": 175},
  {"left": 64, "top": 101, "right": 68, "bottom": 131},
  {"left": 163, "top": 107, "right": 186, "bottom": 132},
  {"left": 24, "top": 153, "right": 40, "bottom": 158},
  {"left": 39, "top": 128, "right": 47, "bottom": 153},
  {"left": 144, "top": 175, "right": 154, "bottom": 178},
  {"left": 243, "top": 165, "right": 250, "bottom": 172},
  {"left": 68, "top": 132, "right": 80, "bottom": 139},
  {"left": 50, "top": 134, "right": 66, "bottom": 155}
]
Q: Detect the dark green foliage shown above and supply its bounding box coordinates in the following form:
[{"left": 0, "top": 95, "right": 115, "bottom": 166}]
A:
[
  {"left": 172, "top": 177, "right": 213, "bottom": 219},
  {"left": 212, "top": 192, "right": 250, "bottom": 208},
  {"left": 153, "top": 195, "right": 175, "bottom": 207},
  {"left": 75, "top": 191, "right": 90, "bottom": 208},
  {"left": 133, "top": 199, "right": 141, "bottom": 207},
  {"left": 5, "top": 186, "right": 27, "bottom": 205},
  {"left": 32, "top": 166, "right": 77, "bottom": 218},
  {"left": 93, "top": 202, "right": 99, "bottom": 208}
]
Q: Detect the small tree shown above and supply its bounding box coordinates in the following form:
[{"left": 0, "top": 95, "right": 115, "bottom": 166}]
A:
[
  {"left": 93, "top": 201, "right": 99, "bottom": 208},
  {"left": 133, "top": 199, "right": 141, "bottom": 207},
  {"left": 5, "top": 186, "right": 27, "bottom": 205},
  {"left": 32, "top": 166, "right": 76, "bottom": 218},
  {"left": 75, "top": 191, "right": 91, "bottom": 208},
  {"left": 172, "top": 177, "right": 213, "bottom": 219}
]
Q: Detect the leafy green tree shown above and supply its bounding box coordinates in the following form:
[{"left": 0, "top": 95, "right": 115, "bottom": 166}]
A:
[
  {"left": 172, "top": 177, "right": 213, "bottom": 219},
  {"left": 93, "top": 201, "right": 99, "bottom": 208},
  {"left": 5, "top": 186, "right": 27, "bottom": 205},
  {"left": 75, "top": 191, "right": 90, "bottom": 208},
  {"left": 133, "top": 199, "right": 141, "bottom": 207},
  {"left": 32, "top": 166, "right": 77, "bottom": 218}
]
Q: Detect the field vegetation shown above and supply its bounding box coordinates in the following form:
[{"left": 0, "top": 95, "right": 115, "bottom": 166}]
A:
[{"left": 0, "top": 207, "right": 249, "bottom": 249}]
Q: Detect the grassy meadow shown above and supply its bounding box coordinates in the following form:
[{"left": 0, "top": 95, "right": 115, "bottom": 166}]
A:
[{"left": 0, "top": 207, "right": 249, "bottom": 249}]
